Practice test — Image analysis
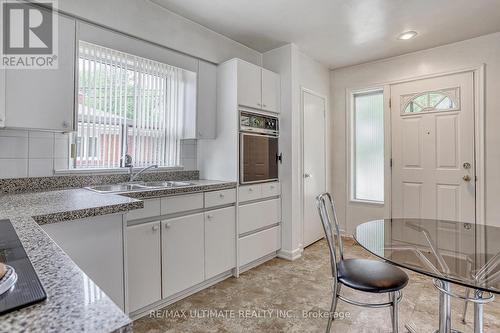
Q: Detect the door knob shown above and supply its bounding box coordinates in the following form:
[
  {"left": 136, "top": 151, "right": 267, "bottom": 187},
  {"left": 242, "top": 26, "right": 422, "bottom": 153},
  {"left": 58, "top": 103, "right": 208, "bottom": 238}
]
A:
[
  {"left": 463, "top": 175, "right": 471, "bottom": 182},
  {"left": 304, "top": 173, "right": 312, "bottom": 178}
]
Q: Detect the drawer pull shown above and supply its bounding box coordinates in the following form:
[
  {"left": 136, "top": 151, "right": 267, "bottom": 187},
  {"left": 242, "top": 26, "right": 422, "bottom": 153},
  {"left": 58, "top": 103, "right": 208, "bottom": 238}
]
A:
[
  {"left": 219, "top": 193, "right": 225, "bottom": 199},
  {"left": 152, "top": 225, "right": 159, "bottom": 232},
  {"left": 249, "top": 188, "right": 253, "bottom": 192},
  {"left": 165, "top": 222, "right": 171, "bottom": 229},
  {"left": 270, "top": 185, "right": 275, "bottom": 189},
  {"left": 206, "top": 215, "right": 213, "bottom": 220}
]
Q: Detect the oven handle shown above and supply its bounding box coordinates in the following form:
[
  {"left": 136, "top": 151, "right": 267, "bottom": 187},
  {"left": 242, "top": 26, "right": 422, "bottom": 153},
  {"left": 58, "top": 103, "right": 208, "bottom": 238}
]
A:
[
  {"left": 276, "top": 152, "right": 283, "bottom": 164},
  {"left": 239, "top": 131, "right": 279, "bottom": 138}
]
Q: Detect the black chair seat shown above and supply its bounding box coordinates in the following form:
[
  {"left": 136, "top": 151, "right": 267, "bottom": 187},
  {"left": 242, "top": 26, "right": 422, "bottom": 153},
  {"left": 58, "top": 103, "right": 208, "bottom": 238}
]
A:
[{"left": 337, "top": 259, "right": 409, "bottom": 293}]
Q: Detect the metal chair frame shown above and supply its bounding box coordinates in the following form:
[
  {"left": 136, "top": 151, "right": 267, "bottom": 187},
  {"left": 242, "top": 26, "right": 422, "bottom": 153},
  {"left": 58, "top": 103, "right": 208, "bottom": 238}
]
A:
[{"left": 316, "top": 192, "right": 404, "bottom": 333}]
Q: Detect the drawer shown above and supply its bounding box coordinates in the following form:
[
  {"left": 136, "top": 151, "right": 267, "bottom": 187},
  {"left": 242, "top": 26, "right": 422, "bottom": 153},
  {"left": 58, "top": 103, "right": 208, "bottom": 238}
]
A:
[
  {"left": 238, "top": 184, "right": 261, "bottom": 202},
  {"left": 239, "top": 225, "right": 281, "bottom": 266},
  {"left": 126, "top": 198, "right": 161, "bottom": 221},
  {"left": 204, "top": 189, "right": 236, "bottom": 208},
  {"left": 238, "top": 198, "right": 281, "bottom": 235},
  {"left": 261, "top": 182, "right": 280, "bottom": 198},
  {"left": 161, "top": 193, "right": 204, "bottom": 215}
]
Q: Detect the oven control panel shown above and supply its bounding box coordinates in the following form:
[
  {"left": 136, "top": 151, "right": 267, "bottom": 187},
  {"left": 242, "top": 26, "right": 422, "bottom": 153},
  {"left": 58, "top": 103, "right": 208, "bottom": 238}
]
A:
[{"left": 240, "top": 111, "right": 279, "bottom": 135}]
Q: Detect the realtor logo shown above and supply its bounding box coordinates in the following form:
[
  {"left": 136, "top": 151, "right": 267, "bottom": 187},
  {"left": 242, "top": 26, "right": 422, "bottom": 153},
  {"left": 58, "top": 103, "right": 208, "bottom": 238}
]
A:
[{"left": 1, "top": 0, "right": 58, "bottom": 68}]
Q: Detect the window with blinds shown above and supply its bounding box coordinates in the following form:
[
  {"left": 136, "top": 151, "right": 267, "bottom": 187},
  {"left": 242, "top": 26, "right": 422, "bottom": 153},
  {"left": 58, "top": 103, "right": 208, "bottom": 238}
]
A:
[
  {"left": 352, "top": 90, "right": 384, "bottom": 203},
  {"left": 73, "top": 41, "right": 195, "bottom": 169}
]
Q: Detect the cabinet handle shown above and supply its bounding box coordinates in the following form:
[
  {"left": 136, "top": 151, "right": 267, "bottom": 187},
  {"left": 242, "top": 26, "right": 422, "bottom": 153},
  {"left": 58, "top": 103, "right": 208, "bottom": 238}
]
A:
[
  {"left": 165, "top": 222, "right": 171, "bottom": 229},
  {"left": 152, "top": 225, "right": 159, "bottom": 232},
  {"left": 257, "top": 102, "right": 261, "bottom": 106},
  {"left": 219, "top": 193, "right": 225, "bottom": 199},
  {"left": 248, "top": 188, "right": 253, "bottom": 192},
  {"left": 62, "top": 121, "right": 69, "bottom": 128},
  {"left": 263, "top": 104, "right": 267, "bottom": 107},
  {"left": 270, "top": 185, "right": 274, "bottom": 189},
  {"left": 207, "top": 215, "right": 213, "bottom": 220}
]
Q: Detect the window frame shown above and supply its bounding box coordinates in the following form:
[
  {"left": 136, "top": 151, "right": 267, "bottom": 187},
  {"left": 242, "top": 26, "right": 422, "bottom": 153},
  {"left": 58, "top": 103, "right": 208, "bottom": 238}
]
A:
[
  {"left": 348, "top": 87, "right": 386, "bottom": 205},
  {"left": 70, "top": 40, "right": 195, "bottom": 170}
]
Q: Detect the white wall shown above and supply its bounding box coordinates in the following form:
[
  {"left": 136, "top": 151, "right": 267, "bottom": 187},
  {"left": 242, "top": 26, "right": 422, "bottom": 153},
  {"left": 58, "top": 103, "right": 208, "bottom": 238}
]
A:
[
  {"left": 58, "top": 0, "right": 262, "bottom": 66},
  {"left": 330, "top": 32, "right": 500, "bottom": 232},
  {"left": 263, "top": 44, "right": 330, "bottom": 258}
]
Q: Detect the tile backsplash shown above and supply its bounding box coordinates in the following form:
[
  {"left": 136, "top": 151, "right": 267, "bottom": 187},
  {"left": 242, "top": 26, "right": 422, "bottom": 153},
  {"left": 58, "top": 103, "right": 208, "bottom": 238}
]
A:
[{"left": 0, "top": 129, "right": 198, "bottom": 179}]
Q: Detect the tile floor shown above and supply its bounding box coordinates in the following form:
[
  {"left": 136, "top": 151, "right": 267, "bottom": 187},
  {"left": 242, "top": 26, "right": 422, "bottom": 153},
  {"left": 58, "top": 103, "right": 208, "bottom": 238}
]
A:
[{"left": 134, "top": 238, "right": 500, "bottom": 332}]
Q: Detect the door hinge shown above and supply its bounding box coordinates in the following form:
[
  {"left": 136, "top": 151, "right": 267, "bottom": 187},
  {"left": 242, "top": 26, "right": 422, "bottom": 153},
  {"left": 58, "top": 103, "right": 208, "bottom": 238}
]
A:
[
  {"left": 389, "top": 98, "right": 392, "bottom": 108},
  {"left": 390, "top": 158, "right": 393, "bottom": 168}
]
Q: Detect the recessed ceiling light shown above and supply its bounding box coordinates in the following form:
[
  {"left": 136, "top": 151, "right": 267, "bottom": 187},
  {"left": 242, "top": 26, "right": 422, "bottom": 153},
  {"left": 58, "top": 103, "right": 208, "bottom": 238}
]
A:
[{"left": 398, "top": 31, "right": 418, "bottom": 40}]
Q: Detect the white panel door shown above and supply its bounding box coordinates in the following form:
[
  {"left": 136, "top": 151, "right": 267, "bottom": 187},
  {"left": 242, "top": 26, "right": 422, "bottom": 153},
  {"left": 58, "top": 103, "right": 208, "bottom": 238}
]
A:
[
  {"left": 391, "top": 72, "right": 475, "bottom": 222},
  {"left": 127, "top": 221, "right": 161, "bottom": 312},
  {"left": 302, "top": 91, "right": 326, "bottom": 246},
  {"left": 161, "top": 214, "right": 204, "bottom": 298},
  {"left": 5, "top": 13, "right": 76, "bottom": 131},
  {"left": 261, "top": 68, "right": 280, "bottom": 113},
  {"left": 237, "top": 60, "right": 262, "bottom": 109},
  {"left": 205, "top": 207, "right": 236, "bottom": 279}
]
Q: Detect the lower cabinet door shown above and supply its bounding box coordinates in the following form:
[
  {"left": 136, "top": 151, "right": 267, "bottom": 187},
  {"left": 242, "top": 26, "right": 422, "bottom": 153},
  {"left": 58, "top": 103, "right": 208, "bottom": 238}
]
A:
[
  {"left": 205, "top": 207, "right": 236, "bottom": 279},
  {"left": 162, "top": 213, "right": 205, "bottom": 298},
  {"left": 127, "top": 221, "right": 161, "bottom": 312},
  {"left": 42, "top": 214, "right": 125, "bottom": 310}
]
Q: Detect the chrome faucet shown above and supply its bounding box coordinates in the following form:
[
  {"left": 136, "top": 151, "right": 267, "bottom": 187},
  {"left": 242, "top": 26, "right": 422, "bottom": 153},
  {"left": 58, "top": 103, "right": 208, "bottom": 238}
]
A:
[{"left": 129, "top": 164, "right": 159, "bottom": 182}]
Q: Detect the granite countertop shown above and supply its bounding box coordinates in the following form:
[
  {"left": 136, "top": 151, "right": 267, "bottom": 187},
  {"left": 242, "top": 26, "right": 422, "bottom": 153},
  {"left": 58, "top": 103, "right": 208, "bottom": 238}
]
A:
[
  {"left": 0, "top": 179, "right": 236, "bottom": 333},
  {"left": 0, "top": 189, "right": 142, "bottom": 333}
]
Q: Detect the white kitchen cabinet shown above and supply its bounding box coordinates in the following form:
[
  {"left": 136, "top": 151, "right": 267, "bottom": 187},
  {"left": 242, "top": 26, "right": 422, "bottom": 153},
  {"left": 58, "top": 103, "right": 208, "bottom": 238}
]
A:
[
  {"left": 127, "top": 221, "right": 161, "bottom": 312},
  {"left": 205, "top": 207, "right": 236, "bottom": 279},
  {"left": 41, "top": 214, "right": 125, "bottom": 310},
  {"left": 238, "top": 198, "right": 281, "bottom": 235},
  {"left": 4, "top": 13, "right": 76, "bottom": 131},
  {"left": 261, "top": 181, "right": 281, "bottom": 198},
  {"left": 239, "top": 225, "right": 281, "bottom": 267},
  {"left": 238, "top": 184, "right": 262, "bottom": 202},
  {"left": 126, "top": 198, "right": 161, "bottom": 221},
  {"left": 162, "top": 214, "right": 205, "bottom": 298},
  {"left": 237, "top": 60, "right": 262, "bottom": 109},
  {"left": 196, "top": 60, "right": 217, "bottom": 139},
  {"left": 261, "top": 69, "right": 280, "bottom": 113},
  {"left": 235, "top": 59, "right": 280, "bottom": 113},
  {"left": 161, "top": 193, "right": 204, "bottom": 215},
  {"left": 204, "top": 189, "right": 236, "bottom": 208}
]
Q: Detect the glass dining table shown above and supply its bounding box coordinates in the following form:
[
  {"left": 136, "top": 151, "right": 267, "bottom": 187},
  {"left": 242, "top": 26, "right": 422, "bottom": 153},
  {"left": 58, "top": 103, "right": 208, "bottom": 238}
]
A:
[{"left": 354, "top": 218, "right": 500, "bottom": 333}]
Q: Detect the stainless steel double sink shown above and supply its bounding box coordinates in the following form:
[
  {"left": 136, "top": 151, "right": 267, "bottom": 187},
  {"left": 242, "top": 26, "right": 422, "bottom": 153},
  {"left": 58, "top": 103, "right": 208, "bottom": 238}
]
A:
[{"left": 86, "top": 181, "right": 195, "bottom": 194}]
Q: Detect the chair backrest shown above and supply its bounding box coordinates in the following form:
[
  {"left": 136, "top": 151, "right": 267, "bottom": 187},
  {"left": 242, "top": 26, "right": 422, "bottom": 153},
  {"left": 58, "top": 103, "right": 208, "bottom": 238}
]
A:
[{"left": 316, "top": 192, "right": 344, "bottom": 278}]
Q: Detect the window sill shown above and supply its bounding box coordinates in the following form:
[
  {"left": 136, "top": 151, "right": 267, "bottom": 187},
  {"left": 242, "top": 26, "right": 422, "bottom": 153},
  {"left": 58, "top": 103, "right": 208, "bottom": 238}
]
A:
[
  {"left": 54, "top": 166, "right": 185, "bottom": 176},
  {"left": 350, "top": 199, "right": 384, "bottom": 206}
]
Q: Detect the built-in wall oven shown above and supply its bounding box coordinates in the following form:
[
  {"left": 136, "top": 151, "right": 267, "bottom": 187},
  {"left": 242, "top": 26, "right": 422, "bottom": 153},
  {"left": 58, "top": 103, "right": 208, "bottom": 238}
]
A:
[{"left": 239, "top": 111, "right": 281, "bottom": 184}]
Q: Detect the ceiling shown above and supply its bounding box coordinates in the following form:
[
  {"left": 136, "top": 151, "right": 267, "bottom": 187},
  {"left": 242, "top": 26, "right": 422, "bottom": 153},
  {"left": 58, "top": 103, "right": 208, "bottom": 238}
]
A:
[{"left": 150, "top": 0, "right": 500, "bottom": 69}]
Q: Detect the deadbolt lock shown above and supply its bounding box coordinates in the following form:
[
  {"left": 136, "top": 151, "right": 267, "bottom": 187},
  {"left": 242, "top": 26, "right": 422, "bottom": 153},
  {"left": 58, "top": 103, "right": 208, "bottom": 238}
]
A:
[{"left": 463, "top": 162, "right": 471, "bottom": 169}]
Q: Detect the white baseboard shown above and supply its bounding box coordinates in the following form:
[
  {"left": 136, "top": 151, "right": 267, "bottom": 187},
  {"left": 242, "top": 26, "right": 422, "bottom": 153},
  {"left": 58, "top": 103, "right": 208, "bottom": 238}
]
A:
[{"left": 277, "top": 247, "right": 303, "bottom": 261}]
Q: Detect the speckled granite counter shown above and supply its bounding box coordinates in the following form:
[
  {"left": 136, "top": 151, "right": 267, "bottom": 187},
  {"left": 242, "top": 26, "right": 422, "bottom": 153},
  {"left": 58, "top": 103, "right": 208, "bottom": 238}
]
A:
[
  {"left": 0, "top": 179, "right": 236, "bottom": 333},
  {"left": 119, "top": 179, "right": 237, "bottom": 200},
  {"left": 0, "top": 189, "right": 143, "bottom": 333}
]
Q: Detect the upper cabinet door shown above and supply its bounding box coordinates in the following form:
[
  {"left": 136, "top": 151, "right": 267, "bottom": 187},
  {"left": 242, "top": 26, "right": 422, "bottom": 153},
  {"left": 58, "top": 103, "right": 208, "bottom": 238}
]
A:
[
  {"left": 237, "top": 60, "right": 262, "bottom": 109},
  {"left": 196, "top": 60, "right": 217, "bottom": 139},
  {"left": 262, "top": 69, "right": 280, "bottom": 113},
  {"left": 4, "top": 14, "right": 76, "bottom": 131}
]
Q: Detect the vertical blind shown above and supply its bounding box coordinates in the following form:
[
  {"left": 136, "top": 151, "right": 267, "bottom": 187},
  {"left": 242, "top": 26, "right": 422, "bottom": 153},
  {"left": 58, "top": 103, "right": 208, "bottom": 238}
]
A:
[
  {"left": 74, "top": 41, "right": 190, "bottom": 169},
  {"left": 353, "top": 91, "right": 384, "bottom": 202}
]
